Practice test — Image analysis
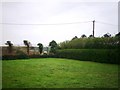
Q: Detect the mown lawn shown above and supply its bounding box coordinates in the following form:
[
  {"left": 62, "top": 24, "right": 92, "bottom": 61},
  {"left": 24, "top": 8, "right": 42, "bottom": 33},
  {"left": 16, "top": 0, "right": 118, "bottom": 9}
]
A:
[{"left": 2, "top": 58, "right": 118, "bottom": 88}]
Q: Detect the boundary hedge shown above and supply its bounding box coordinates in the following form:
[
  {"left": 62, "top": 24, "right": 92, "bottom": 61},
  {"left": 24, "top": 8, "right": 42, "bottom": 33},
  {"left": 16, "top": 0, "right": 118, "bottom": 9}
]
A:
[
  {"left": 56, "top": 49, "right": 119, "bottom": 64},
  {"left": 2, "top": 55, "right": 29, "bottom": 60},
  {"left": 2, "top": 49, "right": 119, "bottom": 64},
  {"left": 2, "top": 54, "right": 56, "bottom": 60}
]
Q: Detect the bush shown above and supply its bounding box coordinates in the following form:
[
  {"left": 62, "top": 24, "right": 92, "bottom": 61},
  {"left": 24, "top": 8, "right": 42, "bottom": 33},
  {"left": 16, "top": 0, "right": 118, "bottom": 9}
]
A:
[
  {"left": 2, "top": 54, "right": 29, "bottom": 60},
  {"left": 56, "top": 49, "right": 119, "bottom": 64},
  {"left": 2, "top": 54, "right": 57, "bottom": 60},
  {"left": 29, "top": 54, "right": 56, "bottom": 58}
]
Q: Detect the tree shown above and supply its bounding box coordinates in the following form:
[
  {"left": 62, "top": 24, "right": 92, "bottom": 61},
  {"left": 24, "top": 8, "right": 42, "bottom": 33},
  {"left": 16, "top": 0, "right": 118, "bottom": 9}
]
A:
[
  {"left": 23, "top": 40, "right": 30, "bottom": 55},
  {"left": 5, "top": 41, "right": 13, "bottom": 53},
  {"left": 37, "top": 43, "right": 43, "bottom": 54},
  {"left": 115, "top": 32, "right": 120, "bottom": 37},
  {"left": 72, "top": 36, "right": 78, "bottom": 40},
  {"left": 89, "top": 35, "right": 93, "bottom": 38},
  {"left": 103, "top": 33, "right": 111, "bottom": 38},
  {"left": 49, "top": 40, "right": 58, "bottom": 54},
  {"left": 81, "top": 34, "right": 87, "bottom": 38}
]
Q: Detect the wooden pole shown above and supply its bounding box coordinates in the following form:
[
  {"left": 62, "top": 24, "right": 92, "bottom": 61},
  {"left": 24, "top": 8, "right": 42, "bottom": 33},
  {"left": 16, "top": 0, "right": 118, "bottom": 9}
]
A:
[{"left": 93, "top": 20, "right": 95, "bottom": 37}]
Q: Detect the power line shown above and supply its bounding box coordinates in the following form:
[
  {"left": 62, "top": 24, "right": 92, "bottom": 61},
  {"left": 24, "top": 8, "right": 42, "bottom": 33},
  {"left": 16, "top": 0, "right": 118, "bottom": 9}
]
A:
[
  {"left": 1, "top": 21, "right": 118, "bottom": 26},
  {"left": 0, "top": 21, "right": 92, "bottom": 26}
]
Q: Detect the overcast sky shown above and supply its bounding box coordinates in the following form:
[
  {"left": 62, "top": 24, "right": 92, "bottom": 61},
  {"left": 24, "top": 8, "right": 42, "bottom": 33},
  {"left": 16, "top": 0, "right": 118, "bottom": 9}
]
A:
[{"left": 1, "top": 0, "right": 119, "bottom": 46}]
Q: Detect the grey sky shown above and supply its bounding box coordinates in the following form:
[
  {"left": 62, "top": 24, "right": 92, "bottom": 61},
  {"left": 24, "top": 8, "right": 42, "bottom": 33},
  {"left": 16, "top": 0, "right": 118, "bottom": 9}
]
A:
[{"left": 1, "top": 1, "right": 119, "bottom": 46}]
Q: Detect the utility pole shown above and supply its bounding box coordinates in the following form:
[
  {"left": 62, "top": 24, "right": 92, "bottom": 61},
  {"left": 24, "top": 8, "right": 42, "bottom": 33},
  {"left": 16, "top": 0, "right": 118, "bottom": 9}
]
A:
[{"left": 93, "top": 20, "right": 95, "bottom": 37}]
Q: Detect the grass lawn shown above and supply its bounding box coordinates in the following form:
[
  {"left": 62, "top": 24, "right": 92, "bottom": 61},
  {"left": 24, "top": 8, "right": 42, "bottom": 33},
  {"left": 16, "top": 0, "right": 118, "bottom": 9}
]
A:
[{"left": 2, "top": 58, "right": 118, "bottom": 88}]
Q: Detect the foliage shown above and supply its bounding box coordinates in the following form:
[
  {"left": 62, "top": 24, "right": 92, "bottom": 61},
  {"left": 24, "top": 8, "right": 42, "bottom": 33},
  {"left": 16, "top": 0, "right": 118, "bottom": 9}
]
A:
[
  {"left": 3, "top": 58, "right": 118, "bottom": 88},
  {"left": 115, "top": 32, "right": 120, "bottom": 37},
  {"left": 103, "top": 33, "right": 111, "bottom": 37},
  {"left": 49, "top": 40, "right": 58, "bottom": 54},
  {"left": 2, "top": 54, "right": 56, "bottom": 60},
  {"left": 5, "top": 41, "right": 13, "bottom": 46},
  {"left": 29, "top": 54, "right": 56, "bottom": 58},
  {"left": 89, "top": 35, "right": 93, "bottom": 38},
  {"left": 81, "top": 34, "right": 87, "bottom": 38},
  {"left": 23, "top": 40, "right": 31, "bottom": 55},
  {"left": 2, "top": 55, "right": 29, "bottom": 60},
  {"left": 5, "top": 41, "right": 13, "bottom": 53},
  {"left": 71, "top": 36, "right": 78, "bottom": 40},
  {"left": 59, "top": 37, "right": 120, "bottom": 49},
  {"left": 37, "top": 43, "right": 43, "bottom": 54},
  {"left": 56, "top": 49, "right": 119, "bottom": 64}
]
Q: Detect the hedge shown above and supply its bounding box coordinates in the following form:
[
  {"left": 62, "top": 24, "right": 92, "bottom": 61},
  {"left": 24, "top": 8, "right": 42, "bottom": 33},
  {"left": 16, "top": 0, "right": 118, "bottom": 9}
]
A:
[
  {"left": 29, "top": 54, "right": 56, "bottom": 58},
  {"left": 2, "top": 49, "right": 119, "bottom": 64},
  {"left": 2, "top": 54, "right": 56, "bottom": 60},
  {"left": 55, "top": 49, "right": 119, "bottom": 64},
  {"left": 2, "top": 54, "right": 29, "bottom": 60}
]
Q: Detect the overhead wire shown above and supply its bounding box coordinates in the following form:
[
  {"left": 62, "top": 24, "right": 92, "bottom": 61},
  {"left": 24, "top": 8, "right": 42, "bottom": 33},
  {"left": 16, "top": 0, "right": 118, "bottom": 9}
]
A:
[
  {"left": 1, "top": 21, "right": 119, "bottom": 26},
  {"left": 0, "top": 21, "right": 92, "bottom": 26}
]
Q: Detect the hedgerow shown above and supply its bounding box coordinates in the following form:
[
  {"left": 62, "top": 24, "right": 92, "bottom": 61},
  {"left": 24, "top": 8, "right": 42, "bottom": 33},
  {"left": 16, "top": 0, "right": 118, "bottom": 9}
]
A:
[
  {"left": 2, "top": 55, "right": 29, "bottom": 60},
  {"left": 55, "top": 49, "right": 119, "bottom": 64},
  {"left": 2, "top": 54, "right": 56, "bottom": 60}
]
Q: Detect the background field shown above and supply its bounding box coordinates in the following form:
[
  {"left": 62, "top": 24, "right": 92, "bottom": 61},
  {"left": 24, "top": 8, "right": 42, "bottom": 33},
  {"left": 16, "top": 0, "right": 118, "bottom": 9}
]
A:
[{"left": 2, "top": 58, "right": 118, "bottom": 88}]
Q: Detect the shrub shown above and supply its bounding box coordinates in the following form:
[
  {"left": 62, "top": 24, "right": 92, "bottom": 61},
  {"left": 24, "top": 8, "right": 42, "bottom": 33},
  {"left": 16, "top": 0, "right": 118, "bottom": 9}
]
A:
[
  {"left": 56, "top": 49, "right": 119, "bottom": 64},
  {"left": 2, "top": 54, "right": 29, "bottom": 60}
]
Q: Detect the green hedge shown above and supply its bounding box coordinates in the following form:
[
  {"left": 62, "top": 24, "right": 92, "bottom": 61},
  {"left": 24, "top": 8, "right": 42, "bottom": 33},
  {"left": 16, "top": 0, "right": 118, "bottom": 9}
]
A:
[
  {"left": 2, "top": 54, "right": 56, "bottom": 60},
  {"left": 56, "top": 49, "right": 119, "bottom": 64},
  {"left": 2, "top": 54, "right": 29, "bottom": 60},
  {"left": 2, "top": 49, "right": 119, "bottom": 64},
  {"left": 29, "top": 54, "right": 56, "bottom": 58}
]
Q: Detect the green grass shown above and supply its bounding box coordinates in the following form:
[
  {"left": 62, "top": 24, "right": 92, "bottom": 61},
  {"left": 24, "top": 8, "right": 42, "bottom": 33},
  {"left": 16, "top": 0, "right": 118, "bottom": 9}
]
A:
[{"left": 2, "top": 58, "right": 118, "bottom": 88}]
